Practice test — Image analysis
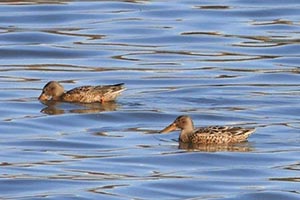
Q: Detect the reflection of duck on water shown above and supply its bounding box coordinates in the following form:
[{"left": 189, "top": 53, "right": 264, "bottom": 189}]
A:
[
  {"left": 160, "top": 115, "right": 255, "bottom": 144},
  {"left": 40, "top": 100, "right": 120, "bottom": 115},
  {"left": 38, "top": 81, "right": 125, "bottom": 103},
  {"left": 178, "top": 142, "right": 253, "bottom": 152}
]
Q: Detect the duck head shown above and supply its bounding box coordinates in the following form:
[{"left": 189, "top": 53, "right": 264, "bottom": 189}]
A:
[
  {"left": 38, "top": 81, "right": 64, "bottom": 101},
  {"left": 159, "top": 115, "right": 194, "bottom": 134}
]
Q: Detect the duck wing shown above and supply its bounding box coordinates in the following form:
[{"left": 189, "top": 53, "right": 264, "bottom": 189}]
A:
[
  {"left": 62, "top": 83, "right": 125, "bottom": 103},
  {"left": 192, "top": 126, "right": 255, "bottom": 144},
  {"left": 93, "top": 83, "right": 125, "bottom": 102}
]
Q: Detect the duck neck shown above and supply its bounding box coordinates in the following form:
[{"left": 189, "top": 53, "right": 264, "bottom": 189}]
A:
[
  {"left": 179, "top": 126, "right": 194, "bottom": 143},
  {"left": 53, "top": 92, "right": 64, "bottom": 100}
]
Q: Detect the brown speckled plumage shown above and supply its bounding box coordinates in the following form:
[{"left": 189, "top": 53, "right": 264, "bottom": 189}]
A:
[
  {"left": 160, "top": 115, "right": 255, "bottom": 144},
  {"left": 39, "top": 81, "right": 125, "bottom": 103}
]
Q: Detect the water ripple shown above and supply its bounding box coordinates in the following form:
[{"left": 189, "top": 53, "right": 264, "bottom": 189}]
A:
[{"left": 0, "top": 0, "right": 300, "bottom": 199}]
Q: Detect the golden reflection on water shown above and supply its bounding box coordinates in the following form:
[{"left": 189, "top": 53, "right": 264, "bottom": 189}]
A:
[
  {"left": 40, "top": 100, "right": 120, "bottom": 115},
  {"left": 178, "top": 141, "right": 254, "bottom": 152}
]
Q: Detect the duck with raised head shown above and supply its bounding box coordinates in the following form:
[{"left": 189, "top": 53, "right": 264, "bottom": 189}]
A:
[
  {"left": 38, "top": 81, "right": 125, "bottom": 103},
  {"left": 160, "top": 115, "right": 255, "bottom": 144}
]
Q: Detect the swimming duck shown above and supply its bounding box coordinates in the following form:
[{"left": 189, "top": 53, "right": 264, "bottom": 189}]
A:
[
  {"left": 38, "top": 81, "right": 125, "bottom": 103},
  {"left": 160, "top": 115, "right": 255, "bottom": 144}
]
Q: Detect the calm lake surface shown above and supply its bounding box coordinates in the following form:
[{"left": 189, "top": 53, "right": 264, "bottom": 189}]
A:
[{"left": 0, "top": 0, "right": 300, "bottom": 199}]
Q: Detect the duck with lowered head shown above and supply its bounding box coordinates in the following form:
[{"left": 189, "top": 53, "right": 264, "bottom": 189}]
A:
[{"left": 38, "top": 81, "right": 125, "bottom": 103}]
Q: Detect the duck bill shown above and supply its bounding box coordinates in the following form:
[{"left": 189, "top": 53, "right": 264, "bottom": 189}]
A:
[
  {"left": 159, "top": 123, "right": 177, "bottom": 134},
  {"left": 38, "top": 93, "right": 48, "bottom": 101}
]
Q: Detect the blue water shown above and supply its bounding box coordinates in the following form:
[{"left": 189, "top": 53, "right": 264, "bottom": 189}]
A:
[{"left": 0, "top": 1, "right": 300, "bottom": 199}]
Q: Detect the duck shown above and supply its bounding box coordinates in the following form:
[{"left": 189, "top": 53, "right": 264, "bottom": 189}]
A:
[
  {"left": 38, "top": 81, "right": 125, "bottom": 103},
  {"left": 159, "top": 115, "right": 255, "bottom": 144}
]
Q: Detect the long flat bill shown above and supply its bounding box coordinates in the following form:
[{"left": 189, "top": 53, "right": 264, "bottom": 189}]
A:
[{"left": 159, "top": 123, "right": 177, "bottom": 133}]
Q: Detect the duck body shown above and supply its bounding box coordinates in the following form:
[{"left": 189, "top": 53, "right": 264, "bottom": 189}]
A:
[
  {"left": 39, "top": 81, "right": 125, "bottom": 103},
  {"left": 160, "top": 115, "right": 255, "bottom": 144}
]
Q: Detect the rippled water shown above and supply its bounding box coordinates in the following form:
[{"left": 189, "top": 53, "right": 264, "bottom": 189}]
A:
[{"left": 1, "top": 0, "right": 300, "bottom": 199}]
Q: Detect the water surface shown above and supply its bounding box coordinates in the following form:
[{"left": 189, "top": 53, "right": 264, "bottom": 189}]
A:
[{"left": 0, "top": 1, "right": 300, "bottom": 199}]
